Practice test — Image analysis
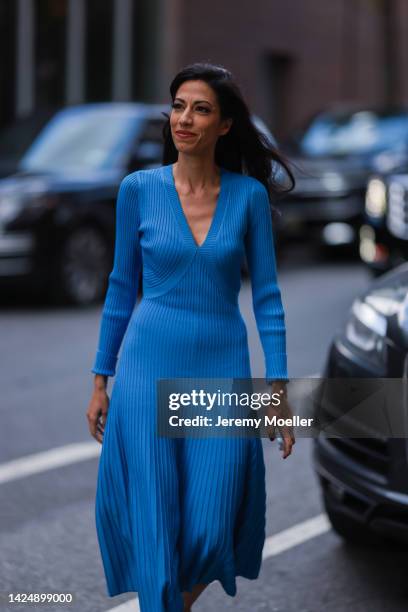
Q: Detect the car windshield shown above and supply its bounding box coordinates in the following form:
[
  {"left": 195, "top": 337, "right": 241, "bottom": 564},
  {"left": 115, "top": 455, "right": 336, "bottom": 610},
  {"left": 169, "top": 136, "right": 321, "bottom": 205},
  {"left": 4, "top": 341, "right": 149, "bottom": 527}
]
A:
[
  {"left": 19, "top": 108, "right": 144, "bottom": 172},
  {"left": 295, "top": 111, "right": 408, "bottom": 157}
]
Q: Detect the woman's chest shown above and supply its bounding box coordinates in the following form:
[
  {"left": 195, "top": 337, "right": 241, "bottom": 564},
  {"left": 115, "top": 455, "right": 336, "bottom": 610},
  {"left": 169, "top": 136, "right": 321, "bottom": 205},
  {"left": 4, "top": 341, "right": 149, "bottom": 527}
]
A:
[
  {"left": 138, "top": 192, "right": 248, "bottom": 262},
  {"left": 176, "top": 191, "right": 219, "bottom": 248}
]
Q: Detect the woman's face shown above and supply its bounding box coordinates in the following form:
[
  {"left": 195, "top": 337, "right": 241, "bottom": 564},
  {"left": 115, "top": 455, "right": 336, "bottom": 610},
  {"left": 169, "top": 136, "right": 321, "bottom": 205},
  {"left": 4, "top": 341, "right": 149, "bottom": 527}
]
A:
[{"left": 170, "top": 79, "right": 232, "bottom": 157}]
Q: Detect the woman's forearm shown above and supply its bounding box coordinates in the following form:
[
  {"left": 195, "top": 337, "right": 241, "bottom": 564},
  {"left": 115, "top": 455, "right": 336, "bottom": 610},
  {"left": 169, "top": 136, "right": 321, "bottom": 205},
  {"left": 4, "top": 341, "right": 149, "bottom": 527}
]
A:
[{"left": 94, "top": 374, "right": 108, "bottom": 391}]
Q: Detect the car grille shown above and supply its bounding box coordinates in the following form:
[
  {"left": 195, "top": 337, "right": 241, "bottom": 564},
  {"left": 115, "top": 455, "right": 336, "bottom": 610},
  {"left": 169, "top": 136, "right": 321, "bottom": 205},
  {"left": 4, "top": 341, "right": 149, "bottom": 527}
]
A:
[
  {"left": 387, "top": 180, "right": 408, "bottom": 239},
  {"left": 327, "top": 437, "right": 390, "bottom": 477},
  {"left": 318, "top": 390, "right": 391, "bottom": 481}
]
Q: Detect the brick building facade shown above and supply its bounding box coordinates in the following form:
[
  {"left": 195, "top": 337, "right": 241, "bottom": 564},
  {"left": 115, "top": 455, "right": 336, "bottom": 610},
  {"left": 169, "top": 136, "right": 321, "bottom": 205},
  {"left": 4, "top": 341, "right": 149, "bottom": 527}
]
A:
[{"left": 2, "top": 0, "right": 408, "bottom": 139}]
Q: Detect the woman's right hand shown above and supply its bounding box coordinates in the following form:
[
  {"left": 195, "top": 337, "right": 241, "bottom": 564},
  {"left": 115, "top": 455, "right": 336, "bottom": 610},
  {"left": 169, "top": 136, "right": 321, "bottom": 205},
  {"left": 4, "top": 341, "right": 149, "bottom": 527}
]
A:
[{"left": 87, "top": 387, "right": 110, "bottom": 444}]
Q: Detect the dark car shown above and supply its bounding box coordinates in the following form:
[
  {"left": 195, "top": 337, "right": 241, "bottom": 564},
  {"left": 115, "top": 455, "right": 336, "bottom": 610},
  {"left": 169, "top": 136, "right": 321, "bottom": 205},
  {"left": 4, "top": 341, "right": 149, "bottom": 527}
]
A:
[
  {"left": 279, "top": 107, "right": 408, "bottom": 254},
  {"left": 0, "top": 102, "right": 169, "bottom": 305},
  {"left": 360, "top": 171, "right": 408, "bottom": 275},
  {"left": 312, "top": 263, "right": 408, "bottom": 544}
]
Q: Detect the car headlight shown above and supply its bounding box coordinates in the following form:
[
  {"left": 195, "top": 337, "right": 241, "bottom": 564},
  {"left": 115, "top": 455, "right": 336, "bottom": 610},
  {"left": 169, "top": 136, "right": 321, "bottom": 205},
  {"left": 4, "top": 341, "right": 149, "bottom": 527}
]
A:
[
  {"left": 0, "top": 193, "right": 25, "bottom": 224},
  {"left": 345, "top": 299, "right": 387, "bottom": 367},
  {"left": 365, "top": 178, "right": 387, "bottom": 218},
  {"left": 0, "top": 190, "right": 56, "bottom": 224}
]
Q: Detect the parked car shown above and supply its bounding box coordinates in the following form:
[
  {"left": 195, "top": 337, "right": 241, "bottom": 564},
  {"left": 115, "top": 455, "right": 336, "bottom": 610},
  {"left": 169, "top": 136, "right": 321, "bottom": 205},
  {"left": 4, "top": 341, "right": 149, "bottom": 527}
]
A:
[
  {"left": 0, "top": 102, "right": 275, "bottom": 305},
  {"left": 360, "top": 170, "right": 408, "bottom": 275},
  {"left": 312, "top": 263, "right": 408, "bottom": 544},
  {"left": 279, "top": 106, "right": 408, "bottom": 254},
  {"left": 0, "top": 102, "right": 169, "bottom": 305}
]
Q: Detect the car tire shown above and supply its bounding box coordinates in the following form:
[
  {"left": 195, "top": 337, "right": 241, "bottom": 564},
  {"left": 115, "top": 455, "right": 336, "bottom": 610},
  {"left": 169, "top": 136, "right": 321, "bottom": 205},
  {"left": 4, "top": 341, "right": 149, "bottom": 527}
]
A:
[
  {"left": 53, "top": 225, "right": 111, "bottom": 306},
  {"left": 323, "top": 491, "right": 385, "bottom": 546}
]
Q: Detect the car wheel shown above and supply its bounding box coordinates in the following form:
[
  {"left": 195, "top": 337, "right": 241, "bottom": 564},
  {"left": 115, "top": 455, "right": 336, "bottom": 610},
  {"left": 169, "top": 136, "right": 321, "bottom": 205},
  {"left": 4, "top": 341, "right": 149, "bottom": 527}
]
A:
[
  {"left": 323, "top": 491, "right": 384, "bottom": 546},
  {"left": 55, "top": 225, "right": 111, "bottom": 306}
]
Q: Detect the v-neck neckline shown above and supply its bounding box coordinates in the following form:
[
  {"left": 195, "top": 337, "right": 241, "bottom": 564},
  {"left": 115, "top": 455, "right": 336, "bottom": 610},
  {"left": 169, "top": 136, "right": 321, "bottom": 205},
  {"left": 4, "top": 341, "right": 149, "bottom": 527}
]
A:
[{"left": 162, "top": 163, "right": 227, "bottom": 251}]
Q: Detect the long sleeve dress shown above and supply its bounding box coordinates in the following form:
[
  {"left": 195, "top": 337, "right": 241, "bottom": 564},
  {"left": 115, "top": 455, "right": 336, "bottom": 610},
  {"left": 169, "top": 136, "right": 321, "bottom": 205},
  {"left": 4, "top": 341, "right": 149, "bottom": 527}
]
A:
[{"left": 91, "top": 163, "right": 288, "bottom": 611}]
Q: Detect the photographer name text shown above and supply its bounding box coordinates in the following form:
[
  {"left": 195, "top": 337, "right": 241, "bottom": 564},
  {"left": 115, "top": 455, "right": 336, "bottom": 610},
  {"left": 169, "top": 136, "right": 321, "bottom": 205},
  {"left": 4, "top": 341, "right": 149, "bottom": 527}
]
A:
[{"left": 168, "top": 415, "right": 314, "bottom": 428}]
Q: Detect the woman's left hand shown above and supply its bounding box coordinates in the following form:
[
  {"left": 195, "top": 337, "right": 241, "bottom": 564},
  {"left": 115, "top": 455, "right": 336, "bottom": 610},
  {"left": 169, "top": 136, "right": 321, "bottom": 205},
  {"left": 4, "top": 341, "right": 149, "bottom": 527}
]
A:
[{"left": 264, "top": 386, "right": 296, "bottom": 459}]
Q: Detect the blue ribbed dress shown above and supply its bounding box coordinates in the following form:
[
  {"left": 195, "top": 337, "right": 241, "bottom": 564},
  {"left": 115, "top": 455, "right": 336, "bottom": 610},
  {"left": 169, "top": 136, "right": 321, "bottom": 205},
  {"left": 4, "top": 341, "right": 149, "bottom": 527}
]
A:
[{"left": 91, "top": 163, "right": 288, "bottom": 610}]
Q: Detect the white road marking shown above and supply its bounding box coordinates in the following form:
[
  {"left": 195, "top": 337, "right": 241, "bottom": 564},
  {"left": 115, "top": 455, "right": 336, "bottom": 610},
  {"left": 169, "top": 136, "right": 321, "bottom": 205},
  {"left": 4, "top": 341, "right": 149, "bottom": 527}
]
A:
[
  {"left": 0, "top": 441, "right": 100, "bottom": 485},
  {"left": 262, "top": 513, "right": 331, "bottom": 558},
  {"left": 106, "top": 512, "right": 331, "bottom": 612}
]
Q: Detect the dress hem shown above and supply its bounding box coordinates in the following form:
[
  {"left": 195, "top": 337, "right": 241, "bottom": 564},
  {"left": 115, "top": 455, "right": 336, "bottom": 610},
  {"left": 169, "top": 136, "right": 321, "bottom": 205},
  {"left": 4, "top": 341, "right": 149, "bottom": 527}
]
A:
[{"left": 106, "top": 568, "right": 261, "bottom": 599}]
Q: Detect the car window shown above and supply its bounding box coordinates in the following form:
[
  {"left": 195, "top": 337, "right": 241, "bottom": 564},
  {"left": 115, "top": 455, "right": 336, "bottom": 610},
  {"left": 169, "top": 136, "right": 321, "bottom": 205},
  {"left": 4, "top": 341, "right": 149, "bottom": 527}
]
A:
[
  {"left": 138, "top": 118, "right": 166, "bottom": 145},
  {"left": 295, "top": 111, "right": 408, "bottom": 157},
  {"left": 20, "top": 108, "right": 144, "bottom": 172},
  {"left": 126, "top": 118, "right": 166, "bottom": 169}
]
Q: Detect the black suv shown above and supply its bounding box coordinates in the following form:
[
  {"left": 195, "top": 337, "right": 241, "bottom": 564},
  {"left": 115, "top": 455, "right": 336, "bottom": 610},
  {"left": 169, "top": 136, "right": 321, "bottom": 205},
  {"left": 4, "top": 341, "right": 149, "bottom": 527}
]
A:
[
  {"left": 0, "top": 103, "right": 168, "bottom": 305},
  {"left": 280, "top": 107, "right": 408, "bottom": 254},
  {"left": 312, "top": 263, "right": 408, "bottom": 544}
]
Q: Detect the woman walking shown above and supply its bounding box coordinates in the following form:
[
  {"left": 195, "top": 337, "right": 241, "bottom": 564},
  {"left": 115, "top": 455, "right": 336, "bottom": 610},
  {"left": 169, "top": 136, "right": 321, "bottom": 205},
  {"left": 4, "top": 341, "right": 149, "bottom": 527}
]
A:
[{"left": 87, "top": 62, "right": 295, "bottom": 611}]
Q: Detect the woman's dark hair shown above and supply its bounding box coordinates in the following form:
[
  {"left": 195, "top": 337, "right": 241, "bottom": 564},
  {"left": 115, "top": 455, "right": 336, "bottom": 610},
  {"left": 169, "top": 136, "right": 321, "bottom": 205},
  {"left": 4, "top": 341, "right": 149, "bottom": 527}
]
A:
[{"left": 162, "top": 61, "right": 295, "bottom": 205}]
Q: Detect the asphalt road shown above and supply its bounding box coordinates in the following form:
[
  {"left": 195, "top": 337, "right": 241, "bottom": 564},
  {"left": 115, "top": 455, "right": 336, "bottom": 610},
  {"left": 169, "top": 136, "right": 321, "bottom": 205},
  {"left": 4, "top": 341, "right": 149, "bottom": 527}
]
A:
[{"left": 1, "top": 245, "right": 407, "bottom": 612}]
